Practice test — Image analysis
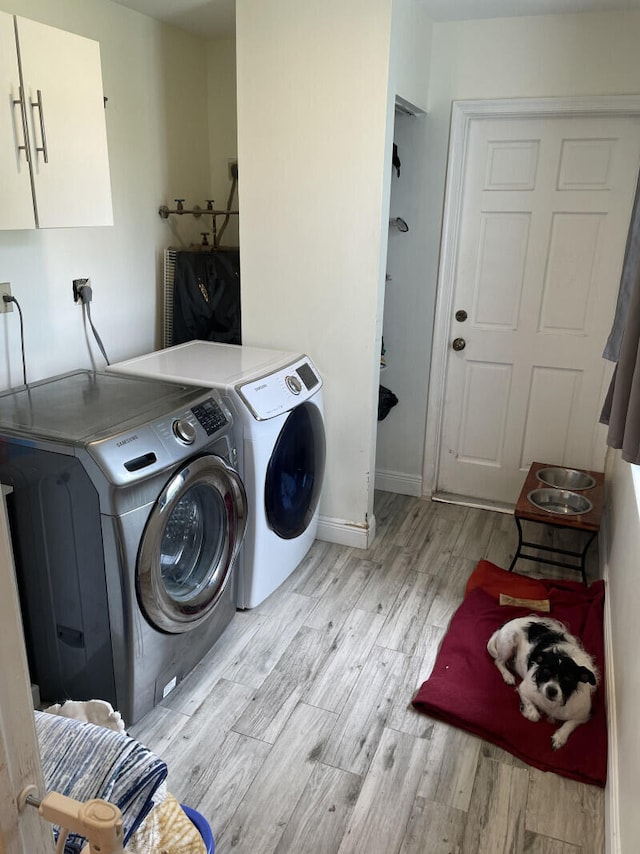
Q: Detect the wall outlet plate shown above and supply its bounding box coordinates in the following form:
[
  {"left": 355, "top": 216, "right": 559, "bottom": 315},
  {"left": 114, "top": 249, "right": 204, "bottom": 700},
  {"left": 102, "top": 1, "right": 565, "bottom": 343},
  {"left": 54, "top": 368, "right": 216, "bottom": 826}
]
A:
[
  {"left": 0, "top": 283, "right": 12, "bottom": 313},
  {"left": 73, "top": 278, "right": 90, "bottom": 303}
]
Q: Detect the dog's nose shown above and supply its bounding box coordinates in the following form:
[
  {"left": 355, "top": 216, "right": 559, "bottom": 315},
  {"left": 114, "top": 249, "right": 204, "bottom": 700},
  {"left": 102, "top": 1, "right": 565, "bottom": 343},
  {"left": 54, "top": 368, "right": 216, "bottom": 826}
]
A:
[{"left": 546, "top": 685, "right": 558, "bottom": 700}]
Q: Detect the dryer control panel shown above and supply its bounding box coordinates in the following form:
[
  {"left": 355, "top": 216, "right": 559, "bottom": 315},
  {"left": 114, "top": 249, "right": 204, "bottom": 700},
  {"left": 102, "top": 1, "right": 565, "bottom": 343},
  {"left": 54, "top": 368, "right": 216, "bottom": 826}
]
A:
[{"left": 237, "top": 356, "right": 322, "bottom": 420}]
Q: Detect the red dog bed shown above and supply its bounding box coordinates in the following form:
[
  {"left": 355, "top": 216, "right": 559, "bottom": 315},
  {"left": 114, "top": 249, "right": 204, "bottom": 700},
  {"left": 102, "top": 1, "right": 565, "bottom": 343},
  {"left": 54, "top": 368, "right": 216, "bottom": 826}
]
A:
[{"left": 412, "top": 561, "right": 607, "bottom": 787}]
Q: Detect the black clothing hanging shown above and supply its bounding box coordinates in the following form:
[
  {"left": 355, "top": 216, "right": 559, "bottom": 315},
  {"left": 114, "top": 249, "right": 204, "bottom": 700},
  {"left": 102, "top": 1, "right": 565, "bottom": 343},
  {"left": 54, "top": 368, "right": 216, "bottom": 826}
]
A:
[
  {"left": 171, "top": 249, "right": 241, "bottom": 345},
  {"left": 392, "top": 143, "right": 401, "bottom": 177}
]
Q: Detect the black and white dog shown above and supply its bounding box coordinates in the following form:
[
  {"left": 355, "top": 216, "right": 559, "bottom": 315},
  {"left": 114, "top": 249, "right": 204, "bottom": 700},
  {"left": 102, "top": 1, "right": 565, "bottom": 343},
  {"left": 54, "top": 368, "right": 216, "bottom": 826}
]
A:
[{"left": 487, "top": 616, "right": 598, "bottom": 750}]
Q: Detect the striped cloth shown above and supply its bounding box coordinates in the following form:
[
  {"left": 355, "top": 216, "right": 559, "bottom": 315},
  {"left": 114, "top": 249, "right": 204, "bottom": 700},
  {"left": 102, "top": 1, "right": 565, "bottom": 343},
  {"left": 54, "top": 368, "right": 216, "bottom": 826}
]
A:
[{"left": 35, "top": 710, "right": 168, "bottom": 852}]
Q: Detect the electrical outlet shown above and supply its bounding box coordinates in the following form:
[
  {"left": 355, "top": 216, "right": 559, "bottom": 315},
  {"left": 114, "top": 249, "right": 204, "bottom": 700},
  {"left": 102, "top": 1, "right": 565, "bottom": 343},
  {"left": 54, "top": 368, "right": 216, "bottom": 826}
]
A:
[
  {"left": 0, "top": 282, "right": 13, "bottom": 313},
  {"left": 73, "top": 278, "right": 90, "bottom": 303},
  {"left": 228, "top": 159, "right": 238, "bottom": 180}
]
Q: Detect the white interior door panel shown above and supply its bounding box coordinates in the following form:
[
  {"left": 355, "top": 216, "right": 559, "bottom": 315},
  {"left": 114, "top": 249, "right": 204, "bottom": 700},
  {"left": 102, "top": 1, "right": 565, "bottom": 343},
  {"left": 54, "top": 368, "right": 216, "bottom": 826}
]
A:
[{"left": 435, "top": 110, "right": 640, "bottom": 505}]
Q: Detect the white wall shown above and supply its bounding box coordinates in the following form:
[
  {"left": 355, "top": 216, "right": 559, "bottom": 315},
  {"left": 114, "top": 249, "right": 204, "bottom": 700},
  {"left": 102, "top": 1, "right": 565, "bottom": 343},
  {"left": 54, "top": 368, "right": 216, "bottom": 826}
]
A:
[
  {"left": 603, "top": 451, "right": 640, "bottom": 854},
  {"left": 390, "top": 0, "right": 431, "bottom": 111},
  {"left": 207, "top": 37, "right": 239, "bottom": 248},
  {"left": 0, "top": 0, "right": 211, "bottom": 388},
  {"left": 235, "top": 0, "right": 394, "bottom": 543},
  {"left": 235, "top": 0, "right": 431, "bottom": 544}
]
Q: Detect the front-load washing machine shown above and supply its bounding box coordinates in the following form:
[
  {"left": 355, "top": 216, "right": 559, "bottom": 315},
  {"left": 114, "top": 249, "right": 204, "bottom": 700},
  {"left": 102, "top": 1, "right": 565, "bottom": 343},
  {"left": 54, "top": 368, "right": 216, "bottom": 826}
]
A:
[
  {"left": 109, "top": 341, "right": 326, "bottom": 608},
  {"left": 0, "top": 370, "right": 247, "bottom": 724}
]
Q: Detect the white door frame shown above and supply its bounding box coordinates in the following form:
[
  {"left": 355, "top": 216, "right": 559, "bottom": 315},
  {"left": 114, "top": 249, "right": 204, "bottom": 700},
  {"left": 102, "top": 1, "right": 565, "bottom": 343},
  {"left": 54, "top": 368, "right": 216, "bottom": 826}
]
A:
[
  {"left": 0, "top": 488, "right": 53, "bottom": 852},
  {"left": 422, "top": 94, "right": 640, "bottom": 501}
]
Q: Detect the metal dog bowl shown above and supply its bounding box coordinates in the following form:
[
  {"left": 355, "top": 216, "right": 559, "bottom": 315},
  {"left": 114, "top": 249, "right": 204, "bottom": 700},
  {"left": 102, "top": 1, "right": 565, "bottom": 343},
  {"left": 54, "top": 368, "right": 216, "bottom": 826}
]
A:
[
  {"left": 527, "top": 488, "right": 593, "bottom": 516},
  {"left": 536, "top": 466, "right": 596, "bottom": 491}
]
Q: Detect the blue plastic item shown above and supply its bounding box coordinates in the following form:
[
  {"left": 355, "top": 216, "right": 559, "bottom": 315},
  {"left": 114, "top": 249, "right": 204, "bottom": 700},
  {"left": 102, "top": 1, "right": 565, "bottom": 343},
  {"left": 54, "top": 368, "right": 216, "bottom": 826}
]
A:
[{"left": 180, "top": 804, "right": 215, "bottom": 854}]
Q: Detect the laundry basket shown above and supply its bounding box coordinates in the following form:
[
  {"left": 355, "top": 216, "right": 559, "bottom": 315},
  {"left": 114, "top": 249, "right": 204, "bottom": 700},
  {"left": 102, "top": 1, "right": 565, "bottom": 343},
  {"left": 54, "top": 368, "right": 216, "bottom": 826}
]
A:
[{"left": 181, "top": 805, "right": 215, "bottom": 853}]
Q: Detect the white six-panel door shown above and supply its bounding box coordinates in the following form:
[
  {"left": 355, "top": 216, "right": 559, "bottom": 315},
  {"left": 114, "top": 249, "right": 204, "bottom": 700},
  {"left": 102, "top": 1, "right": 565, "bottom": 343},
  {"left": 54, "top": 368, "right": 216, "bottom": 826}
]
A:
[{"left": 431, "top": 104, "right": 640, "bottom": 506}]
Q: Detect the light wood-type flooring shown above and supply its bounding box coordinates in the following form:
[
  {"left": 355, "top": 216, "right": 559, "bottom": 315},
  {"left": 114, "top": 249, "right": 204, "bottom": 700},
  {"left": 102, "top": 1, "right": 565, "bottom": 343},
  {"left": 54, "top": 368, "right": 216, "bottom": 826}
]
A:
[{"left": 130, "top": 492, "right": 605, "bottom": 854}]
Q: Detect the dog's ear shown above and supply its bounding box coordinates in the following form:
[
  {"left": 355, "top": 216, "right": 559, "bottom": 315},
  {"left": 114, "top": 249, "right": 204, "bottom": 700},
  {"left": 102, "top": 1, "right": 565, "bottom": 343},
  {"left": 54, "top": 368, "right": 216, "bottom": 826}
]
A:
[{"left": 579, "top": 667, "right": 597, "bottom": 686}]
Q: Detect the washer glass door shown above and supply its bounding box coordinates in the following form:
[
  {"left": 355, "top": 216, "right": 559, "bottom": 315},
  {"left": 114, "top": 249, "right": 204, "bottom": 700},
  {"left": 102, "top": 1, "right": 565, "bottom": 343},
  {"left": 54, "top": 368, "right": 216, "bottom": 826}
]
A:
[
  {"left": 265, "top": 402, "right": 326, "bottom": 540},
  {"left": 137, "top": 454, "right": 247, "bottom": 633}
]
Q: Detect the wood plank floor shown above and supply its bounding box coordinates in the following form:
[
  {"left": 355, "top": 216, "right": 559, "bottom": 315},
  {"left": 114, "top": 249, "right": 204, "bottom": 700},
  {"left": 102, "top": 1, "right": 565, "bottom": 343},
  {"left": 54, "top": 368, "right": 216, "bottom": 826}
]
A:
[{"left": 130, "top": 492, "right": 605, "bottom": 854}]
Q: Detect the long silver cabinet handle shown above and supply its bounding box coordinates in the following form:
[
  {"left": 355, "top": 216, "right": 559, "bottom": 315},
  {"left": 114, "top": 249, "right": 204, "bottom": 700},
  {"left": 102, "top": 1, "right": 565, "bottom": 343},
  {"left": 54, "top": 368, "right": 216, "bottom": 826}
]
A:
[
  {"left": 30, "top": 89, "right": 48, "bottom": 163},
  {"left": 12, "top": 86, "right": 30, "bottom": 163}
]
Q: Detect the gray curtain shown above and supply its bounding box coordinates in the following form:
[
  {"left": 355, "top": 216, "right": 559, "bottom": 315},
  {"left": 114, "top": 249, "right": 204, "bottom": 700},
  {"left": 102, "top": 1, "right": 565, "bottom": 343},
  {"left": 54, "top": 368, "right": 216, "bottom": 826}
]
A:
[{"left": 601, "top": 174, "right": 640, "bottom": 463}]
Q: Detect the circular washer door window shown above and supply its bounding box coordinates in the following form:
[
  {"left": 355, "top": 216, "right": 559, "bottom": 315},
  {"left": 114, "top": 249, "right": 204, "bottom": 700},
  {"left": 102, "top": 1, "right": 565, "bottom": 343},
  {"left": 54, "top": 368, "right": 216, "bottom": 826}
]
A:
[
  {"left": 265, "top": 402, "right": 326, "bottom": 540},
  {"left": 137, "top": 455, "right": 247, "bottom": 633}
]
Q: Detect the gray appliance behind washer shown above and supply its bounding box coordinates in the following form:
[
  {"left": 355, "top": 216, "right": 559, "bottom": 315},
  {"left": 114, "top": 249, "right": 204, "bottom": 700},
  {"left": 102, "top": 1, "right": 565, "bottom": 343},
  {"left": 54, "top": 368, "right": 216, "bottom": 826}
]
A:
[{"left": 0, "top": 370, "right": 246, "bottom": 723}]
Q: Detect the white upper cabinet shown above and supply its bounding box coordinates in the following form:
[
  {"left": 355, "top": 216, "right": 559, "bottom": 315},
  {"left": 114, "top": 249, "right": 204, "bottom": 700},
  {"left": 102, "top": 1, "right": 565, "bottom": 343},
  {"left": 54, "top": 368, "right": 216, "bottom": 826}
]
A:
[
  {"left": 1, "top": 12, "right": 113, "bottom": 230},
  {"left": 0, "top": 13, "right": 34, "bottom": 229}
]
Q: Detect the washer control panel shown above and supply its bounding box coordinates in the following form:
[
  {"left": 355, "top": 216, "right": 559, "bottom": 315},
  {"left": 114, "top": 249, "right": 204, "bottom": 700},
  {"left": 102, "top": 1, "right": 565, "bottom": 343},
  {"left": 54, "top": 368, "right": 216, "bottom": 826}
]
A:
[
  {"left": 87, "top": 391, "right": 233, "bottom": 485},
  {"left": 191, "top": 397, "right": 229, "bottom": 435},
  {"left": 238, "top": 356, "right": 322, "bottom": 420},
  {"left": 172, "top": 418, "right": 197, "bottom": 444}
]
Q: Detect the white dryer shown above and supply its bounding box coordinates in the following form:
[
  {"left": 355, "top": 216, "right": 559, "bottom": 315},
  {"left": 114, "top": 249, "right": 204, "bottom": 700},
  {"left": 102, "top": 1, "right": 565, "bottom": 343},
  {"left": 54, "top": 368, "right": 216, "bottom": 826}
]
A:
[{"left": 109, "top": 341, "right": 326, "bottom": 608}]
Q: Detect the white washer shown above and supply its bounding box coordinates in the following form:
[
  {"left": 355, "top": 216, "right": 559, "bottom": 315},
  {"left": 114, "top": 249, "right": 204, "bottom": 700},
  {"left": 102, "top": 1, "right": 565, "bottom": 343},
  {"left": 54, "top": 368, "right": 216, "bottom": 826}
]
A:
[{"left": 109, "top": 341, "right": 326, "bottom": 608}]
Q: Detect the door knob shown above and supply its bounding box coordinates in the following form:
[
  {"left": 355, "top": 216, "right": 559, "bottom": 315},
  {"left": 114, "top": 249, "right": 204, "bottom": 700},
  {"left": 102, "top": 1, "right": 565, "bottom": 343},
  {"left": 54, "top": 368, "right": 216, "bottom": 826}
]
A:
[
  {"left": 455, "top": 310, "right": 468, "bottom": 322},
  {"left": 452, "top": 337, "right": 466, "bottom": 351}
]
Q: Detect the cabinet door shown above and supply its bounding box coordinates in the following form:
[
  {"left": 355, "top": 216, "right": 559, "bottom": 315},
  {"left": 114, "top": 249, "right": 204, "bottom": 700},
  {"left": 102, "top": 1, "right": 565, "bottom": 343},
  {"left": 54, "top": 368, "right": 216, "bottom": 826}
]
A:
[
  {"left": 16, "top": 16, "right": 113, "bottom": 228},
  {"left": 0, "top": 12, "right": 36, "bottom": 230}
]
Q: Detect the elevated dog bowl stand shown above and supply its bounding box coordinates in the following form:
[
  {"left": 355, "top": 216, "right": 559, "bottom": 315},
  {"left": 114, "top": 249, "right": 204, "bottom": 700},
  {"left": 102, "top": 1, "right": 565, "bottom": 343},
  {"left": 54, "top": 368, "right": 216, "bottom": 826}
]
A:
[{"left": 508, "top": 461, "right": 605, "bottom": 586}]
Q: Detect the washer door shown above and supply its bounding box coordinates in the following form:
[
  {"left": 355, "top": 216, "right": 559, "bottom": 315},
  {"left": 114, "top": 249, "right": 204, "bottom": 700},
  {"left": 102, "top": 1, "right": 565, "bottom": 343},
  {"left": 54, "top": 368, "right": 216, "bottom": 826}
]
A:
[
  {"left": 265, "top": 402, "right": 326, "bottom": 540},
  {"left": 137, "top": 455, "right": 247, "bottom": 633}
]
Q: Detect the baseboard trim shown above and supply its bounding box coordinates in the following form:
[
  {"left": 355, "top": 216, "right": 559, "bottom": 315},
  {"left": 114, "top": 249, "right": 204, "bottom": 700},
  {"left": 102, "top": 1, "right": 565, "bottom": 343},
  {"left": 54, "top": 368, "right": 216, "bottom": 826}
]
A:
[
  {"left": 374, "top": 469, "right": 422, "bottom": 497},
  {"left": 317, "top": 513, "right": 376, "bottom": 549},
  {"left": 601, "top": 517, "right": 620, "bottom": 854}
]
